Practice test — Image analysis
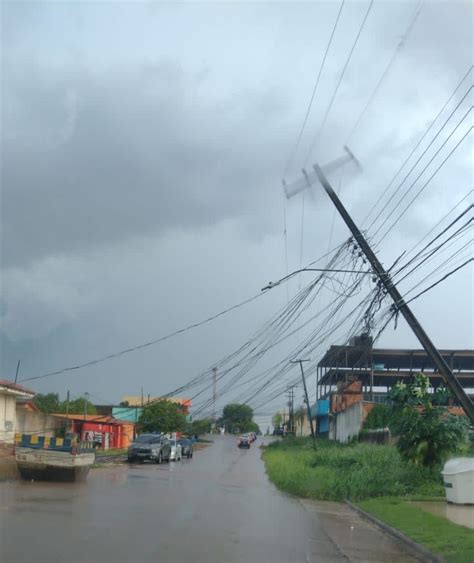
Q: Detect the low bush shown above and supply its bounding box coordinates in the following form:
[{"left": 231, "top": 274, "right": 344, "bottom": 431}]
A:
[{"left": 263, "top": 438, "right": 443, "bottom": 501}]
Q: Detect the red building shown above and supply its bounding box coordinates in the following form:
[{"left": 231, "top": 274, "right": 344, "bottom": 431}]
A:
[{"left": 52, "top": 414, "right": 135, "bottom": 450}]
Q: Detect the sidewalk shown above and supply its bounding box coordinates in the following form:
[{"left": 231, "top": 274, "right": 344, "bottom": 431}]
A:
[{"left": 301, "top": 499, "right": 423, "bottom": 562}]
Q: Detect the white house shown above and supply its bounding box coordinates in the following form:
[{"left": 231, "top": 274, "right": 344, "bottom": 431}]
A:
[{"left": 0, "top": 380, "right": 35, "bottom": 443}]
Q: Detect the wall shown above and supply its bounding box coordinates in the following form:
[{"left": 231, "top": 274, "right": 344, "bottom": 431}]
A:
[
  {"left": 294, "top": 413, "right": 312, "bottom": 437},
  {"left": 15, "top": 409, "right": 62, "bottom": 438},
  {"left": 330, "top": 401, "right": 363, "bottom": 443},
  {"left": 112, "top": 406, "right": 142, "bottom": 423},
  {"left": 0, "top": 393, "right": 16, "bottom": 443}
]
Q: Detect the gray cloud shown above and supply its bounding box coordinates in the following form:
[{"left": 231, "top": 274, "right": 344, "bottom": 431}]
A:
[{"left": 1, "top": 0, "right": 472, "bottom": 409}]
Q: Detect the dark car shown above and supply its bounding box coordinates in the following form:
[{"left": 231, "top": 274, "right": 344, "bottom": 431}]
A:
[
  {"left": 178, "top": 438, "right": 194, "bottom": 459},
  {"left": 238, "top": 435, "right": 250, "bottom": 449},
  {"left": 127, "top": 434, "right": 171, "bottom": 464}
]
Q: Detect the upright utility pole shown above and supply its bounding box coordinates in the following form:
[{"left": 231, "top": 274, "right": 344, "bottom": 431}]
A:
[
  {"left": 14, "top": 360, "right": 21, "bottom": 384},
  {"left": 291, "top": 359, "right": 316, "bottom": 449},
  {"left": 286, "top": 385, "right": 297, "bottom": 433},
  {"left": 308, "top": 164, "right": 474, "bottom": 422},
  {"left": 212, "top": 367, "right": 218, "bottom": 422}
]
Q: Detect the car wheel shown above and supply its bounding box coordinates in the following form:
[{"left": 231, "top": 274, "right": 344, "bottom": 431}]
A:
[
  {"left": 190, "top": 452, "right": 193, "bottom": 458},
  {"left": 157, "top": 452, "right": 162, "bottom": 464}
]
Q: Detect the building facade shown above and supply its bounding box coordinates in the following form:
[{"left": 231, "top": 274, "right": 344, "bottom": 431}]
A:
[{"left": 0, "top": 380, "right": 35, "bottom": 444}]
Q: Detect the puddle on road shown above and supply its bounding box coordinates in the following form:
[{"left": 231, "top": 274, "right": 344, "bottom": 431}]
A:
[{"left": 412, "top": 501, "right": 474, "bottom": 529}]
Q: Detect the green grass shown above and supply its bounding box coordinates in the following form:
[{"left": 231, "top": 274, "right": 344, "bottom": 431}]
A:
[
  {"left": 359, "top": 497, "right": 474, "bottom": 563},
  {"left": 262, "top": 437, "right": 443, "bottom": 501}
]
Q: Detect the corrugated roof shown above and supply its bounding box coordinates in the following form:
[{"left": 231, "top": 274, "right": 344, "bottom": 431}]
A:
[
  {"left": 51, "top": 413, "right": 136, "bottom": 425},
  {"left": 0, "top": 379, "right": 35, "bottom": 396},
  {"left": 121, "top": 395, "right": 192, "bottom": 407}
]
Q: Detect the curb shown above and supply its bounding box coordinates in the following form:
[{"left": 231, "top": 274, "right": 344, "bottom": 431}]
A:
[{"left": 345, "top": 500, "right": 446, "bottom": 563}]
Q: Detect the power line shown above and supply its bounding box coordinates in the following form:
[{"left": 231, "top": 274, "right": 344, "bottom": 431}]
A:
[
  {"left": 375, "top": 122, "right": 472, "bottom": 244},
  {"left": 20, "top": 291, "right": 267, "bottom": 383},
  {"left": 282, "top": 0, "right": 345, "bottom": 178},
  {"left": 361, "top": 66, "right": 473, "bottom": 228},
  {"left": 404, "top": 258, "right": 473, "bottom": 305},
  {"left": 346, "top": 0, "right": 423, "bottom": 144},
  {"left": 370, "top": 91, "right": 472, "bottom": 236},
  {"left": 304, "top": 0, "right": 375, "bottom": 166},
  {"left": 398, "top": 189, "right": 472, "bottom": 265}
]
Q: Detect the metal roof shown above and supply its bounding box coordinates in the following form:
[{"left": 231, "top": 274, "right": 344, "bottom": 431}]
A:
[
  {"left": 0, "top": 379, "right": 35, "bottom": 397},
  {"left": 317, "top": 346, "right": 474, "bottom": 371},
  {"left": 317, "top": 368, "right": 474, "bottom": 388}
]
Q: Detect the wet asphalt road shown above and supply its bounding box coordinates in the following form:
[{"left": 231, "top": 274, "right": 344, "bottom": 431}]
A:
[{"left": 1, "top": 437, "right": 420, "bottom": 562}]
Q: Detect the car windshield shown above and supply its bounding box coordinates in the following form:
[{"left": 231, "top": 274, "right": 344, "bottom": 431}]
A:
[
  {"left": 168, "top": 439, "right": 177, "bottom": 446},
  {"left": 134, "top": 435, "right": 159, "bottom": 444},
  {"left": 179, "top": 439, "right": 189, "bottom": 445}
]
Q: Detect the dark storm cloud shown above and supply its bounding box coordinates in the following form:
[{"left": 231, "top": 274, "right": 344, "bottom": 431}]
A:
[{"left": 2, "top": 61, "right": 291, "bottom": 268}]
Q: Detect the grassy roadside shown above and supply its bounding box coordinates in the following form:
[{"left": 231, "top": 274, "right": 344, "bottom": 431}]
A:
[
  {"left": 262, "top": 438, "right": 474, "bottom": 562},
  {"left": 262, "top": 437, "right": 443, "bottom": 501},
  {"left": 359, "top": 497, "right": 474, "bottom": 563}
]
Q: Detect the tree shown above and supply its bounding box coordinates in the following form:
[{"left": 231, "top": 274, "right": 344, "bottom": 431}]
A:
[
  {"left": 138, "top": 400, "right": 186, "bottom": 434},
  {"left": 219, "top": 403, "right": 257, "bottom": 434},
  {"left": 387, "top": 374, "right": 469, "bottom": 468},
  {"left": 187, "top": 418, "right": 212, "bottom": 436},
  {"left": 294, "top": 407, "right": 306, "bottom": 436},
  {"left": 57, "top": 397, "right": 97, "bottom": 415},
  {"left": 272, "top": 412, "right": 283, "bottom": 429},
  {"left": 33, "top": 393, "right": 60, "bottom": 413}
]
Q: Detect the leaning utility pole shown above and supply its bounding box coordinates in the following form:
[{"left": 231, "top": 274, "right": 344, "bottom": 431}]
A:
[
  {"left": 291, "top": 359, "right": 316, "bottom": 449},
  {"left": 286, "top": 159, "right": 474, "bottom": 422}
]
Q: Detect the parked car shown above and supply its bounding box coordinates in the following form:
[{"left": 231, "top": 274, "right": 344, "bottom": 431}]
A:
[
  {"left": 127, "top": 434, "right": 171, "bottom": 464},
  {"left": 238, "top": 435, "right": 250, "bottom": 449},
  {"left": 168, "top": 438, "right": 182, "bottom": 461},
  {"left": 178, "top": 438, "right": 194, "bottom": 459}
]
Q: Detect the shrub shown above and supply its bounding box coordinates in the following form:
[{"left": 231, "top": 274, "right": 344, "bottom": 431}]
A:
[
  {"left": 387, "top": 374, "right": 469, "bottom": 468},
  {"left": 263, "top": 438, "right": 443, "bottom": 501}
]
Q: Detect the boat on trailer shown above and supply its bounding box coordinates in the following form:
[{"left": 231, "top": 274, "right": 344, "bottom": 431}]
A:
[{"left": 15, "top": 434, "right": 95, "bottom": 482}]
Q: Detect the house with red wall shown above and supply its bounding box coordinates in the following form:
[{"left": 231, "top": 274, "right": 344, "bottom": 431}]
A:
[{"left": 52, "top": 414, "right": 135, "bottom": 450}]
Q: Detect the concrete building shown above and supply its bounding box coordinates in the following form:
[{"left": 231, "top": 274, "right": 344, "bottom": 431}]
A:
[
  {"left": 52, "top": 414, "right": 135, "bottom": 450},
  {"left": 15, "top": 398, "right": 61, "bottom": 438},
  {"left": 313, "top": 340, "right": 473, "bottom": 443},
  {"left": 0, "top": 380, "right": 35, "bottom": 444}
]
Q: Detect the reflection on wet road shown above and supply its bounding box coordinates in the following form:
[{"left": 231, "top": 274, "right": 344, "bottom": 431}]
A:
[{"left": 1, "top": 437, "right": 420, "bottom": 562}]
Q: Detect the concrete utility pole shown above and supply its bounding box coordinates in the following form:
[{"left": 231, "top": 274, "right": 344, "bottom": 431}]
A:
[
  {"left": 212, "top": 367, "right": 218, "bottom": 422},
  {"left": 291, "top": 359, "right": 316, "bottom": 449},
  {"left": 14, "top": 360, "right": 21, "bottom": 384},
  {"left": 286, "top": 157, "right": 474, "bottom": 422},
  {"left": 286, "top": 385, "right": 297, "bottom": 433}
]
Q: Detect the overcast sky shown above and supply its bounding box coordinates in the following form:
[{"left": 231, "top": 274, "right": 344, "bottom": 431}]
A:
[{"left": 1, "top": 0, "right": 472, "bottom": 426}]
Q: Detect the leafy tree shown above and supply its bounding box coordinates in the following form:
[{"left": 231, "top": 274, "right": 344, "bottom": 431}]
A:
[
  {"left": 33, "top": 393, "right": 60, "bottom": 413},
  {"left": 362, "top": 404, "right": 393, "bottom": 430},
  {"left": 57, "top": 397, "right": 97, "bottom": 415},
  {"left": 138, "top": 400, "right": 186, "bottom": 434},
  {"left": 294, "top": 407, "right": 306, "bottom": 436},
  {"left": 272, "top": 412, "right": 283, "bottom": 429},
  {"left": 219, "top": 403, "right": 257, "bottom": 434},
  {"left": 187, "top": 418, "right": 212, "bottom": 436},
  {"left": 387, "top": 374, "right": 469, "bottom": 468}
]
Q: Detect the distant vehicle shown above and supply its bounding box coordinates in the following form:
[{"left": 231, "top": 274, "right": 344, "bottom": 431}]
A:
[
  {"left": 238, "top": 435, "right": 250, "bottom": 449},
  {"left": 178, "top": 438, "right": 194, "bottom": 459},
  {"left": 127, "top": 434, "right": 171, "bottom": 464},
  {"left": 249, "top": 432, "right": 257, "bottom": 442},
  {"left": 168, "top": 438, "right": 182, "bottom": 461},
  {"left": 272, "top": 427, "right": 284, "bottom": 436}
]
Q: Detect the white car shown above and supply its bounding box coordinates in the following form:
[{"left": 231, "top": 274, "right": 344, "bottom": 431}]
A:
[{"left": 168, "top": 438, "right": 182, "bottom": 461}]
